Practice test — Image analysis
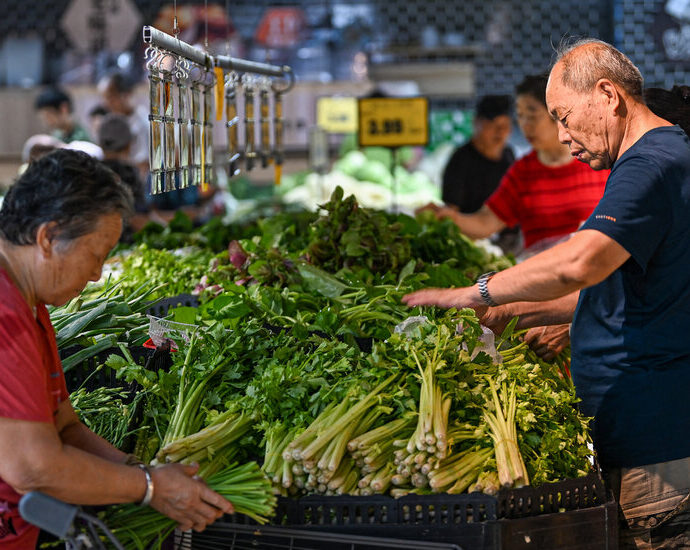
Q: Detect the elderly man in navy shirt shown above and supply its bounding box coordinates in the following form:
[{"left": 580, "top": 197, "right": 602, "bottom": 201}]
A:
[{"left": 404, "top": 38, "right": 690, "bottom": 549}]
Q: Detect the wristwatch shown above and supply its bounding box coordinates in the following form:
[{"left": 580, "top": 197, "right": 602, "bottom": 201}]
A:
[{"left": 476, "top": 271, "right": 498, "bottom": 307}]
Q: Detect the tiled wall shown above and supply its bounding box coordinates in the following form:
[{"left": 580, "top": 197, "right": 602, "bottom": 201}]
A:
[{"left": 2, "top": 0, "right": 688, "bottom": 92}]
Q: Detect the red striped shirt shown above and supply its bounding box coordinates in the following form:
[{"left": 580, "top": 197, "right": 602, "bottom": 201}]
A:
[
  {"left": 0, "top": 268, "right": 68, "bottom": 549},
  {"left": 486, "top": 151, "right": 608, "bottom": 249}
]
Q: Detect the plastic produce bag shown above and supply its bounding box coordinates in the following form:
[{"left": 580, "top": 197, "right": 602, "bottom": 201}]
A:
[
  {"left": 394, "top": 315, "right": 430, "bottom": 339},
  {"left": 457, "top": 323, "right": 502, "bottom": 362}
]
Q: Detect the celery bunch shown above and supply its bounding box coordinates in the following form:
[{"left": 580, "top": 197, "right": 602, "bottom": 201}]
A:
[
  {"left": 264, "top": 375, "right": 396, "bottom": 495},
  {"left": 483, "top": 380, "right": 529, "bottom": 488},
  {"left": 349, "top": 416, "right": 416, "bottom": 495},
  {"left": 105, "top": 461, "right": 276, "bottom": 550}
]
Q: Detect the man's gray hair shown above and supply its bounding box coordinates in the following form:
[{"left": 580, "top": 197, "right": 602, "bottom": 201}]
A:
[{"left": 554, "top": 38, "right": 644, "bottom": 100}]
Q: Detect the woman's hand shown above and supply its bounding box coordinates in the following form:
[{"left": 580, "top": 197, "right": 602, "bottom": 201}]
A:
[
  {"left": 149, "top": 463, "right": 234, "bottom": 532},
  {"left": 414, "top": 202, "right": 443, "bottom": 216}
]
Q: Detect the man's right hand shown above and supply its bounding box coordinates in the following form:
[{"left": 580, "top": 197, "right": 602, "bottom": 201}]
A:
[
  {"left": 523, "top": 324, "right": 571, "bottom": 361},
  {"left": 148, "top": 463, "right": 234, "bottom": 532},
  {"left": 477, "top": 305, "right": 513, "bottom": 336}
]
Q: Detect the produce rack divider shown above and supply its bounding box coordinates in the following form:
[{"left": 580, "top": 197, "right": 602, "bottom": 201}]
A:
[
  {"left": 496, "top": 471, "right": 607, "bottom": 518},
  {"left": 274, "top": 492, "right": 497, "bottom": 525},
  {"left": 178, "top": 522, "right": 464, "bottom": 550}
]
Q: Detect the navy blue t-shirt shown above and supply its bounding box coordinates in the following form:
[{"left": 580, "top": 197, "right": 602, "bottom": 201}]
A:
[{"left": 571, "top": 126, "right": 690, "bottom": 468}]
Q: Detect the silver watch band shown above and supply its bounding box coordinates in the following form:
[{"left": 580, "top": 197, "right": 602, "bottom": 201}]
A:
[{"left": 477, "top": 271, "right": 498, "bottom": 307}]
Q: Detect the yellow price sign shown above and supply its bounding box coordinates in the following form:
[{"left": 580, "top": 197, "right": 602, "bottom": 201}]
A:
[
  {"left": 358, "top": 97, "right": 429, "bottom": 147},
  {"left": 317, "top": 97, "right": 358, "bottom": 133}
]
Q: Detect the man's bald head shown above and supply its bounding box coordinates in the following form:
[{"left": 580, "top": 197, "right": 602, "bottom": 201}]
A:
[{"left": 552, "top": 38, "right": 644, "bottom": 101}]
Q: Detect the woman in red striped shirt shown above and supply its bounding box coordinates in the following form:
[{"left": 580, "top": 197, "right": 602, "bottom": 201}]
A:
[{"left": 431, "top": 73, "right": 608, "bottom": 259}]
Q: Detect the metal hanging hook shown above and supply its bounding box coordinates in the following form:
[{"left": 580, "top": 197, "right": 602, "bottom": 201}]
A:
[
  {"left": 204, "top": 68, "right": 217, "bottom": 88},
  {"left": 173, "top": 55, "right": 186, "bottom": 80},
  {"left": 271, "top": 67, "right": 295, "bottom": 94},
  {"left": 145, "top": 46, "right": 161, "bottom": 72},
  {"left": 188, "top": 62, "right": 206, "bottom": 86},
  {"left": 157, "top": 51, "right": 177, "bottom": 75},
  {"left": 224, "top": 70, "right": 239, "bottom": 89},
  {"left": 241, "top": 72, "right": 256, "bottom": 90}
]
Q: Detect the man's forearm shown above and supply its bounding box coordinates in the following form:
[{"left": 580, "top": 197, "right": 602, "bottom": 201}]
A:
[
  {"left": 480, "top": 292, "right": 578, "bottom": 336},
  {"left": 501, "top": 293, "right": 578, "bottom": 329},
  {"left": 486, "top": 230, "right": 631, "bottom": 305},
  {"left": 402, "top": 230, "right": 631, "bottom": 319}
]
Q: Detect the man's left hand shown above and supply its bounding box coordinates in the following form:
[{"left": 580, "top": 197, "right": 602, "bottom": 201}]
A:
[{"left": 523, "top": 324, "right": 570, "bottom": 361}]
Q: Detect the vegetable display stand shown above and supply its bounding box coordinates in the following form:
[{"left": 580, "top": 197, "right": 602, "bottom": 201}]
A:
[{"left": 190, "top": 472, "right": 617, "bottom": 550}]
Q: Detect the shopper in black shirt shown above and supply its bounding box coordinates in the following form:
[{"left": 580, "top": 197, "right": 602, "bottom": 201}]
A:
[
  {"left": 97, "top": 113, "right": 153, "bottom": 240},
  {"left": 441, "top": 95, "right": 514, "bottom": 213}
]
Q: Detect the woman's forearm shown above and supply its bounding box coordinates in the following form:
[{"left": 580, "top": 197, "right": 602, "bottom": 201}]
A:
[
  {"left": 439, "top": 205, "right": 506, "bottom": 240},
  {"left": 57, "top": 399, "right": 127, "bottom": 463},
  {"left": 60, "top": 420, "right": 128, "bottom": 463}
]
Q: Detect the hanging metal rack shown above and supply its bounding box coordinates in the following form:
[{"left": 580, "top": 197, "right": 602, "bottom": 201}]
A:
[
  {"left": 143, "top": 26, "right": 211, "bottom": 69},
  {"left": 142, "top": 25, "right": 295, "bottom": 194},
  {"left": 143, "top": 26, "right": 294, "bottom": 86}
]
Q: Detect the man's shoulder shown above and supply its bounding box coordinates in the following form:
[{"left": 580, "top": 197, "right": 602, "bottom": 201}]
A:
[
  {"left": 615, "top": 126, "right": 690, "bottom": 175},
  {"left": 629, "top": 126, "right": 689, "bottom": 157}
]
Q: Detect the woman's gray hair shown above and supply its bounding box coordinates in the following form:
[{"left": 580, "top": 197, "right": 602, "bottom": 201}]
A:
[
  {"left": 0, "top": 149, "right": 133, "bottom": 246},
  {"left": 554, "top": 38, "right": 644, "bottom": 100}
]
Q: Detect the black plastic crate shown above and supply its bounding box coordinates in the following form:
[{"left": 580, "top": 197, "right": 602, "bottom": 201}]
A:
[
  {"left": 205, "top": 472, "right": 616, "bottom": 550},
  {"left": 270, "top": 492, "right": 500, "bottom": 550},
  {"left": 182, "top": 522, "right": 464, "bottom": 550},
  {"left": 498, "top": 500, "right": 618, "bottom": 550},
  {"left": 60, "top": 345, "right": 152, "bottom": 393},
  {"left": 497, "top": 472, "right": 608, "bottom": 519},
  {"left": 146, "top": 293, "right": 200, "bottom": 318}
]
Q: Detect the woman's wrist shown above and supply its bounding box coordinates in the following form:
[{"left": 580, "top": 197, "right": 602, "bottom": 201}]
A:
[{"left": 136, "top": 464, "right": 155, "bottom": 506}]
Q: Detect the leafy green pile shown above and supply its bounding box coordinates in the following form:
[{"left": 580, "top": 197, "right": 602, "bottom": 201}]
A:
[
  {"left": 50, "top": 283, "right": 155, "bottom": 373},
  {"left": 111, "top": 188, "right": 511, "bottom": 302},
  {"left": 70, "top": 386, "right": 147, "bottom": 450},
  {"left": 131, "top": 210, "right": 257, "bottom": 252},
  {"left": 114, "top": 245, "right": 215, "bottom": 301},
  {"left": 97, "top": 308, "right": 589, "bottom": 499},
  {"left": 58, "top": 187, "right": 593, "bottom": 545},
  {"left": 306, "top": 186, "right": 411, "bottom": 274}
]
